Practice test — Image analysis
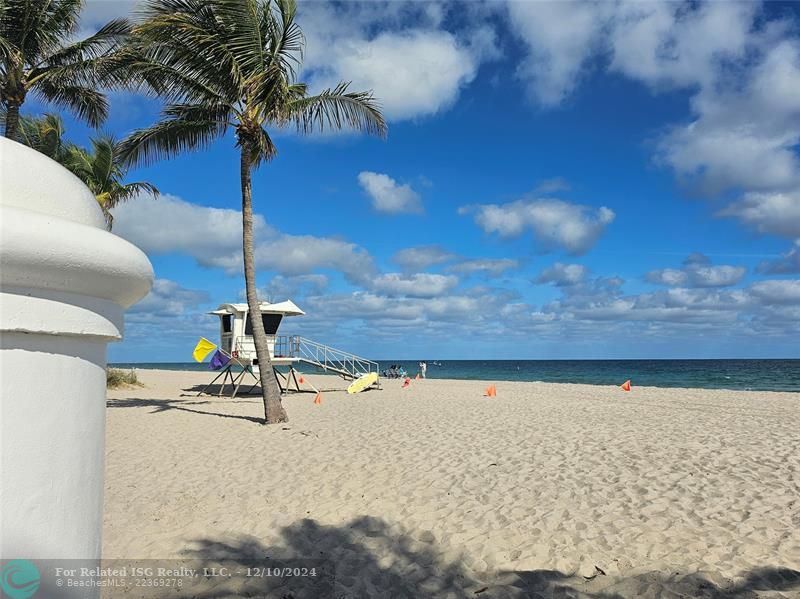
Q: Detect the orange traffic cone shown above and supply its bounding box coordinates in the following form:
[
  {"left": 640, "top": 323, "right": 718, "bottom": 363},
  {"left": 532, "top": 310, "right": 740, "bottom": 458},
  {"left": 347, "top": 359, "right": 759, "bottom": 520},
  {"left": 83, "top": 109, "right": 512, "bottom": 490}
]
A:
[
  {"left": 402, "top": 377, "right": 411, "bottom": 388},
  {"left": 298, "top": 375, "right": 305, "bottom": 384},
  {"left": 621, "top": 380, "right": 631, "bottom": 392},
  {"left": 313, "top": 392, "right": 322, "bottom": 405},
  {"left": 484, "top": 385, "right": 497, "bottom": 397}
]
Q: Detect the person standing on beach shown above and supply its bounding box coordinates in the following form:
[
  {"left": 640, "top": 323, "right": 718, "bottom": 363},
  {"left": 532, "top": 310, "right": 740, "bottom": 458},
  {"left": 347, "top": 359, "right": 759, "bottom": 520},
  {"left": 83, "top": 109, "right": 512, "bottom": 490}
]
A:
[{"left": 419, "top": 361, "right": 427, "bottom": 379}]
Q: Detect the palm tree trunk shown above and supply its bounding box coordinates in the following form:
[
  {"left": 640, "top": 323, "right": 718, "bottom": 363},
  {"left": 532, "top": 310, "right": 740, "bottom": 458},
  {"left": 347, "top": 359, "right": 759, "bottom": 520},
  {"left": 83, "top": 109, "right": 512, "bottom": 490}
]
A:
[
  {"left": 4, "top": 103, "right": 20, "bottom": 140},
  {"left": 240, "top": 141, "right": 288, "bottom": 424}
]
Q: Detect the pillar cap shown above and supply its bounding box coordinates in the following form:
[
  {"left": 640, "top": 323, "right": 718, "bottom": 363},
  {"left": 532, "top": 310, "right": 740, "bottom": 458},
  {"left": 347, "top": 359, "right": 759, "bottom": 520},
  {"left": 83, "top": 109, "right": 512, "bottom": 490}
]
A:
[{"left": 0, "top": 138, "right": 154, "bottom": 338}]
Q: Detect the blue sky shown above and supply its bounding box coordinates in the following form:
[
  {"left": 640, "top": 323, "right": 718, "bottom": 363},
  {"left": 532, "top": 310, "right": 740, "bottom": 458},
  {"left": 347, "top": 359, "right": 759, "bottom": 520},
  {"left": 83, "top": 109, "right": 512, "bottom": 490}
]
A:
[{"left": 37, "top": 1, "right": 800, "bottom": 361}]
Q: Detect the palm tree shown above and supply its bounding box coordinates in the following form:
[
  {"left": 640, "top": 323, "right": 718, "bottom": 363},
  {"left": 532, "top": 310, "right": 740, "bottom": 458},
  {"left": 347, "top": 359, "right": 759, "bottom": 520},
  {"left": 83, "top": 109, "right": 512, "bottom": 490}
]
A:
[
  {"left": 63, "top": 134, "right": 159, "bottom": 228},
  {"left": 0, "top": 0, "right": 130, "bottom": 140},
  {"left": 0, "top": 110, "right": 68, "bottom": 160},
  {"left": 121, "top": 0, "right": 386, "bottom": 424},
  {"left": 1, "top": 111, "right": 158, "bottom": 227}
]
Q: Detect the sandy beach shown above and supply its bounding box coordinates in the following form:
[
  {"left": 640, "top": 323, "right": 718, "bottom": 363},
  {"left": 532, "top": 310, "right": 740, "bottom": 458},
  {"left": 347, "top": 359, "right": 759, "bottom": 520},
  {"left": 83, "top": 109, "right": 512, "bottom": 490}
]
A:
[{"left": 104, "top": 369, "right": 800, "bottom": 598}]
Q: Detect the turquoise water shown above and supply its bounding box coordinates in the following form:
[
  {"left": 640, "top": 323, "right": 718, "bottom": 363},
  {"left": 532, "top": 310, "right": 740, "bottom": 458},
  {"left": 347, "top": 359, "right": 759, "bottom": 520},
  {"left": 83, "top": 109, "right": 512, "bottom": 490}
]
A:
[{"left": 110, "top": 359, "right": 800, "bottom": 392}]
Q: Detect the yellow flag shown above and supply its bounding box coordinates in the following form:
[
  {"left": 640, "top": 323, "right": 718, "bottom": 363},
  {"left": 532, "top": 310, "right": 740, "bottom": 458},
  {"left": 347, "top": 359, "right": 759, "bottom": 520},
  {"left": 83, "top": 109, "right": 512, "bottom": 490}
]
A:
[{"left": 192, "top": 337, "right": 216, "bottom": 362}]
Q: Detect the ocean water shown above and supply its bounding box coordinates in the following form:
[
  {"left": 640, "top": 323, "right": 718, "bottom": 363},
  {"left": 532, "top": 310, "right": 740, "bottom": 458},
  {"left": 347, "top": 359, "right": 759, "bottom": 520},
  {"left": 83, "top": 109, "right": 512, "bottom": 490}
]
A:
[{"left": 110, "top": 359, "right": 800, "bottom": 392}]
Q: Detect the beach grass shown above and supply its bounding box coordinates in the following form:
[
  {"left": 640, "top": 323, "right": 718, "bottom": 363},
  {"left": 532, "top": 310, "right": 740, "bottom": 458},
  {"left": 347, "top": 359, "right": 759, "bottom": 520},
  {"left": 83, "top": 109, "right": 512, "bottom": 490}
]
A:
[{"left": 106, "top": 368, "right": 143, "bottom": 389}]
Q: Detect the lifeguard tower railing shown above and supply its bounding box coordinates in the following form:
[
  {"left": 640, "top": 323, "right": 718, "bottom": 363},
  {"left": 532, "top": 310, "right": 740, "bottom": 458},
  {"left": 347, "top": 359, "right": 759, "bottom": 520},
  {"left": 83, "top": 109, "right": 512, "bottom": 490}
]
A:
[{"left": 235, "top": 335, "right": 380, "bottom": 382}]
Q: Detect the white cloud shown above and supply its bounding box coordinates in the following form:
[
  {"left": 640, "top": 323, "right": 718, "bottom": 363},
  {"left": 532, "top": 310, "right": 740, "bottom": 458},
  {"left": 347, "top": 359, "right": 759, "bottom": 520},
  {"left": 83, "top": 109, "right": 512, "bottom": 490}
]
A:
[
  {"left": 718, "top": 191, "right": 800, "bottom": 239},
  {"left": 358, "top": 171, "right": 423, "bottom": 214},
  {"left": 296, "top": 267, "right": 799, "bottom": 350},
  {"left": 371, "top": 273, "right": 458, "bottom": 298},
  {"left": 461, "top": 198, "right": 615, "bottom": 255},
  {"left": 311, "top": 31, "right": 480, "bottom": 122},
  {"left": 645, "top": 268, "right": 688, "bottom": 287},
  {"left": 447, "top": 258, "right": 519, "bottom": 277},
  {"left": 113, "top": 194, "right": 376, "bottom": 282},
  {"left": 536, "top": 263, "right": 588, "bottom": 286},
  {"left": 749, "top": 279, "right": 800, "bottom": 305},
  {"left": 758, "top": 246, "right": 800, "bottom": 275},
  {"left": 688, "top": 265, "right": 748, "bottom": 288},
  {"left": 253, "top": 236, "right": 375, "bottom": 282},
  {"left": 123, "top": 278, "right": 216, "bottom": 348},
  {"left": 506, "top": 2, "right": 761, "bottom": 108},
  {"left": 300, "top": 3, "right": 495, "bottom": 122},
  {"left": 620, "top": 13, "right": 800, "bottom": 238},
  {"left": 128, "top": 278, "right": 209, "bottom": 316},
  {"left": 608, "top": 2, "right": 758, "bottom": 90},
  {"left": 504, "top": 1, "right": 800, "bottom": 241},
  {"left": 656, "top": 39, "right": 800, "bottom": 196},
  {"left": 113, "top": 193, "right": 253, "bottom": 258},
  {"left": 506, "top": 1, "right": 606, "bottom": 106},
  {"left": 258, "top": 275, "right": 329, "bottom": 303},
  {"left": 392, "top": 245, "right": 456, "bottom": 271},
  {"left": 301, "top": 287, "right": 510, "bottom": 334},
  {"left": 391, "top": 247, "right": 518, "bottom": 278},
  {"left": 535, "top": 277, "right": 799, "bottom": 338},
  {"left": 646, "top": 254, "right": 747, "bottom": 288}
]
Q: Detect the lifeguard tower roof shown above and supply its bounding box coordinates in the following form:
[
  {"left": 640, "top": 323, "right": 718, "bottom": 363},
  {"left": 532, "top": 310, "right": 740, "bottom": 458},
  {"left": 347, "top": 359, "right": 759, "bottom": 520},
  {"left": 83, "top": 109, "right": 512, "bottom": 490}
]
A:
[{"left": 209, "top": 300, "right": 305, "bottom": 317}]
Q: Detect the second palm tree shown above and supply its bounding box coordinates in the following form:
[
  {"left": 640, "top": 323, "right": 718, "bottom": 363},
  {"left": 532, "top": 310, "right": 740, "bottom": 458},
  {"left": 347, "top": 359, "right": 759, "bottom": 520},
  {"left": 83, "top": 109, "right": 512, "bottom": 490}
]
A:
[{"left": 121, "top": 0, "right": 386, "bottom": 424}]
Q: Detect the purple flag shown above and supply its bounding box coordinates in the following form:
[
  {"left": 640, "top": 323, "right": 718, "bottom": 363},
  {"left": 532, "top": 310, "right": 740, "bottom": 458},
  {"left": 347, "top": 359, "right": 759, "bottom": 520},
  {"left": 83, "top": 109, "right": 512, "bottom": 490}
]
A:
[{"left": 209, "top": 349, "right": 231, "bottom": 371}]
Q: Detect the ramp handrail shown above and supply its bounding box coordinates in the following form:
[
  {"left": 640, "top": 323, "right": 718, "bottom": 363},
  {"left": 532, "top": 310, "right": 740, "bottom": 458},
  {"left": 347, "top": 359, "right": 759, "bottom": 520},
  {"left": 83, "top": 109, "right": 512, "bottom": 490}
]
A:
[{"left": 273, "top": 335, "right": 380, "bottom": 381}]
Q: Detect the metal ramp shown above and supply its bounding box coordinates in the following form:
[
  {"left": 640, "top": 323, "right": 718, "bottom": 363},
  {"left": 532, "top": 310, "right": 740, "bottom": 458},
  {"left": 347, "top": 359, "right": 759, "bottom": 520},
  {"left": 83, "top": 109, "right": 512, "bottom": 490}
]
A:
[{"left": 273, "top": 335, "right": 381, "bottom": 386}]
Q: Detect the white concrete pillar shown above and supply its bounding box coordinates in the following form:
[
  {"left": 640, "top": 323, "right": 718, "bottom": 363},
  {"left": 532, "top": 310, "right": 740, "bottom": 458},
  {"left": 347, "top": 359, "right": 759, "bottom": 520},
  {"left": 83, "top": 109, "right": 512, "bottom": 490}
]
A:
[{"left": 0, "top": 138, "right": 153, "bottom": 562}]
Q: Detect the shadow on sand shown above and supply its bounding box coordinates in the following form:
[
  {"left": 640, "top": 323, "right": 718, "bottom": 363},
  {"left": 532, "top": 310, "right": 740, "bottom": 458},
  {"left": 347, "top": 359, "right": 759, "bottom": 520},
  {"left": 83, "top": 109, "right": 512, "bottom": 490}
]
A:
[
  {"left": 178, "top": 383, "right": 333, "bottom": 396},
  {"left": 173, "top": 516, "right": 800, "bottom": 598},
  {"left": 107, "top": 382, "right": 364, "bottom": 423},
  {"left": 106, "top": 397, "right": 266, "bottom": 424}
]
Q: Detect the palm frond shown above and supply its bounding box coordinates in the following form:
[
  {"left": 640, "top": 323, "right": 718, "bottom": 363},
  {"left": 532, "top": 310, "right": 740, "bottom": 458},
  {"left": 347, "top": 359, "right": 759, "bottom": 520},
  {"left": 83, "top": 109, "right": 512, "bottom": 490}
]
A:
[
  {"left": 32, "top": 113, "right": 67, "bottom": 158},
  {"left": 44, "top": 18, "right": 131, "bottom": 67},
  {"left": 245, "top": 125, "right": 277, "bottom": 167},
  {"left": 89, "top": 134, "right": 117, "bottom": 189},
  {"left": 133, "top": 1, "right": 244, "bottom": 94},
  {"left": 119, "top": 112, "right": 228, "bottom": 167},
  {"left": 100, "top": 180, "right": 160, "bottom": 211},
  {"left": 1, "top": 0, "right": 81, "bottom": 58},
  {"left": 32, "top": 81, "right": 108, "bottom": 127},
  {"left": 247, "top": 63, "right": 289, "bottom": 117},
  {"left": 162, "top": 102, "right": 233, "bottom": 124},
  {"left": 288, "top": 82, "right": 387, "bottom": 137},
  {"left": 263, "top": 0, "right": 303, "bottom": 80},
  {"left": 29, "top": 52, "right": 131, "bottom": 90},
  {"left": 61, "top": 143, "right": 95, "bottom": 181},
  {"left": 0, "top": 22, "right": 17, "bottom": 66},
  {"left": 122, "top": 0, "right": 387, "bottom": 165},
  {"left": 109, "top": 48, "right": 229, "bottom": 103},
  {"left": 37, "top": 0, "right": 84, "bottom": 49},
  {"left": 121, "top": 181, "right": 160, "bottom": 198},
  {"left": 213, "top": 0, "right": 266, "bottom": 77},
  {"left": 0, "top": 110, "right": 67, "bottom": 158}
]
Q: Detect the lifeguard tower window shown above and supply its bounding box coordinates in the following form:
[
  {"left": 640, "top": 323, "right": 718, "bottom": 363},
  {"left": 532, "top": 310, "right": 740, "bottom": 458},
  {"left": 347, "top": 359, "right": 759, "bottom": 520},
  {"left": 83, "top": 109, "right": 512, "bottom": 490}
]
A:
[
  {"left": 244, "top": 313, "right": 283, "bottom": 335},
  {"left": 222, "top": 315, "right": 233, "bottom": 333}
]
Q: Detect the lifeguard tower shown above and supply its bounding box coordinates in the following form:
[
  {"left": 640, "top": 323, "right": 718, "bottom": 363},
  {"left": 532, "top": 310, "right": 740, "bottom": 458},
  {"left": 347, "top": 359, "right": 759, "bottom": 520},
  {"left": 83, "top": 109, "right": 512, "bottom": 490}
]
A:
[
  {"left": 210, "top": 300, "right": 305, "bottom": 367},
  {"left": 199, "top": 299, "right": 380, "bottom": 397}
]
